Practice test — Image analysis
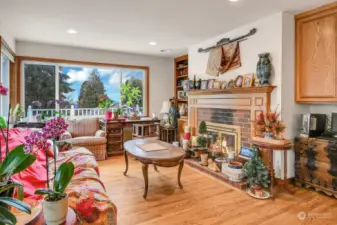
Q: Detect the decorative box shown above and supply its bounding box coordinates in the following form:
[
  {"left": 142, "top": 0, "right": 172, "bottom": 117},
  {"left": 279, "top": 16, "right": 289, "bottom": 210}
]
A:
[{"left": 222, "top": 162, "right": 245, "bottom": 182}]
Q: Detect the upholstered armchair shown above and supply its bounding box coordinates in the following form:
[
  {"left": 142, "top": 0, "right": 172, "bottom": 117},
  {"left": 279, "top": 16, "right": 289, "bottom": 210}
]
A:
[{"left": 60, "top": 117, "right": 107, "bottom": 161}]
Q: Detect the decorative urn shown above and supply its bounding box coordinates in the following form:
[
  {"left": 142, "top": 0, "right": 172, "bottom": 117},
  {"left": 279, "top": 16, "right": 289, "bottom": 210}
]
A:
[{"left": 256, "top": 53, "right": 272, "bottom": 86}]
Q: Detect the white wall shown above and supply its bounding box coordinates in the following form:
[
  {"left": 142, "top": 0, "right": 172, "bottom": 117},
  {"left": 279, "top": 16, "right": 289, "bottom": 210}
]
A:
[
  {"left": 0, "top": 24, "right": 16, "bottom": 52},
  {"left": 189, "top": 13, "right": 283, "bottom": 109},
  {"left": 16, "top": 41, "right": 174, "bottom": 116},
  {"left": 188, "top": 12, "right": 304, "bottom": 179}
]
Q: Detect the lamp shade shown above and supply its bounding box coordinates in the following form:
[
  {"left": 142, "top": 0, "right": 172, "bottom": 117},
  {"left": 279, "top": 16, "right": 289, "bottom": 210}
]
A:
[{"left": 160, "top": 101, "right": 170, "bottom": 114}]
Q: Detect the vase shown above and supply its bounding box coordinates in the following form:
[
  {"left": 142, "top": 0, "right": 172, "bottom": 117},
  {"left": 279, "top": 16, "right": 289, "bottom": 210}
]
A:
[
  {"left": 264, "top": 132, "right": 273, "bottom": 139},
  {"left": 42, "top": 194, "right": 68, "bottom": 225},
  {"left": 256, "top": 53, "right": 272, "bottom": 86},
  {"left": 104, "top": 111, "right": 112, "bottom": 120},
  {"left": 195, "top": 79, "right": 201, "bottom": 89}
]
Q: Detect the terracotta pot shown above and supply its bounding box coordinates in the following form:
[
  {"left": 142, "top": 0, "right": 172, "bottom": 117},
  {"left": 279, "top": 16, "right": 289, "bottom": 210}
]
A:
[
  {"left": 42, "top": 194, "right": 68, "bottom": 225},
  {"left": 104, "top": 111, "right": 112, "bottom": 120}
]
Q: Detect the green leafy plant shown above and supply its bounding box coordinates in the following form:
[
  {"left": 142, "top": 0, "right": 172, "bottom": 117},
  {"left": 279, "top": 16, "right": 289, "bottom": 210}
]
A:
[
  {"left": 121, "top": 82, "right": 141, "bottom": 108},
  {"left": 0, "top": 117, "right": 6, "bottom": 129},
  {"left": 35, "top": 162, "right": 75, "bottom": 201},
  {"left": 98, "top": 96, "right": 114, "bottom": 111},
  {"left": 199, "top": 121, "right": 207, "bottom": 135},
  {"left": 197, "top": 136, "right": 208, "bottom": 149},
  {"left": 243, "top": 146, "right": 270, "bottom": 189},
  {"left": 0, "top": 145, "right": 36, "bottom": 225}
]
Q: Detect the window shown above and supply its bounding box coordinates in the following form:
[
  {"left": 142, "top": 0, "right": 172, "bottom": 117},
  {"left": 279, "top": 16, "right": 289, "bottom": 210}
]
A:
[
  {"left": 22, "top": 61, "right": 148, "bottom": 116},
  {"left": 0, "top": 42, "right": 14, "bottom": 116}
]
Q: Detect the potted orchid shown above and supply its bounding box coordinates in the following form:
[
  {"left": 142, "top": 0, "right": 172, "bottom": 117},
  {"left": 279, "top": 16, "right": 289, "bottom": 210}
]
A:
[
  {"left": 98, "top": 96, "right": 114, "bottom": 120},
  {"left": 0, "top": 83, "right": 35, "bottom": 224},
  {"left": 25, "top": 117, "right": 74, "bottom": 224}
]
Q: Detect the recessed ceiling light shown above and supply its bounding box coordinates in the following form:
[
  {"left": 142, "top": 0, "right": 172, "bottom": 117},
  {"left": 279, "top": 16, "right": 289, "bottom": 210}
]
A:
[
  {"left": 229, "top": 0, "right": 239, "bottom": 2},
  {"left": 149, "top": 41, "right": 157, "bottom": 46},
  {"left": 160, "top": 49, "right": 171, "bottom": 53},
  {"left": 67, "top": 29, "right": 77, "bottom": 34}
]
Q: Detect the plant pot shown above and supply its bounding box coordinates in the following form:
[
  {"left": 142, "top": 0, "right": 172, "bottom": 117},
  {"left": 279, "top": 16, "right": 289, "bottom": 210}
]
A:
[
  {"left": 104, "top": 111, "right": 112, "bottom": 120},
  {"left": 113, "top": 112, "right": 119, "bottom": 120},
  {"left": 42, "top": 195, "right": 69, "bottom": 225}
]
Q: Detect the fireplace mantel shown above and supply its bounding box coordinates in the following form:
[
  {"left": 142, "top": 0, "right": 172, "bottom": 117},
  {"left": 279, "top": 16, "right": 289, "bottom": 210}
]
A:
[{"left": 188, "top": 86, "right": 276, "bottom": 137}]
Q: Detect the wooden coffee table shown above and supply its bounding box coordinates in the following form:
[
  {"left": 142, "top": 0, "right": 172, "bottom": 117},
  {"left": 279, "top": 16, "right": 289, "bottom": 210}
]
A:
[{"left": 123, "top": 139, "right": 185, "bottom": 199}]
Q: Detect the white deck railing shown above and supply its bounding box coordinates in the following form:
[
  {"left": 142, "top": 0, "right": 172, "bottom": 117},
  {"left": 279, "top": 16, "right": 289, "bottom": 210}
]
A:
[{"left": 31, "top": 106, "right": 105, "bottom": 118}]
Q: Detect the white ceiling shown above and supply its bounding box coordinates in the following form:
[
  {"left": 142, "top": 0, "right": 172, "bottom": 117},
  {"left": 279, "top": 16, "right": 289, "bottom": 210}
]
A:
[{"left": 0, "top": 0, "right": 335, "bottom": 57}]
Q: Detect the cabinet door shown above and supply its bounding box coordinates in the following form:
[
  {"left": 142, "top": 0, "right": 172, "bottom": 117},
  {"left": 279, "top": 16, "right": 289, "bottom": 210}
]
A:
[{"left": 296, "top": 10, "right": 337, "bottom": 102}]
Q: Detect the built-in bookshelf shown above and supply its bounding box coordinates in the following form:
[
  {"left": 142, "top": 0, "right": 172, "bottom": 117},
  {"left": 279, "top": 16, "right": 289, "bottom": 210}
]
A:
[{"left": 174, "top": 54, "right": 188, "bottom": 105}]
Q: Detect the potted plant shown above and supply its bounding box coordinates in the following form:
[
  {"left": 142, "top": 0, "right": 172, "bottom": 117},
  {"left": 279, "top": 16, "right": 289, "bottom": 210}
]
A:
[
  {"left": 98, "top": 96, "right": 114, "bottom": 120},
  {"left": 197, "top": 121, "right": 209, "bottom": 165},
  {"left": 35, "top": 162, "right": 75, "bottom": 225},
  {"left": 243, "top": 146, "right": 270, "bottom": 195}
]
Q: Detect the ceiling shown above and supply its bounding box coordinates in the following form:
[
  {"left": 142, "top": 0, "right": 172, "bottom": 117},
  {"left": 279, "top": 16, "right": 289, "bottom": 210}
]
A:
[{"left": 0, "top": 0, "right": 335, "bottom": 57}]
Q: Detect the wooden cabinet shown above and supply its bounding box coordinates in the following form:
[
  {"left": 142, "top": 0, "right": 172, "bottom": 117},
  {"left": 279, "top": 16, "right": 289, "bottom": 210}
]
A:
[
  {"left": 177, "top": 118, "right": 188, "bottom": 142},
  {"left": 295, "top": 137, "right": 337, "bottom": 198},
  {"left": 296, "top": 3, "right": 337, "bottom": 102},
  {"left": 102, "top": 121, "right": 124, "bottom": 156}
]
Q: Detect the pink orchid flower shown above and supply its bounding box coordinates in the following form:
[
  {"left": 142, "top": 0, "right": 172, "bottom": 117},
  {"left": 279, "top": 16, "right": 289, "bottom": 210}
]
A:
[{"left": 0, "top": 83, "right": 8, "bottom": 96}]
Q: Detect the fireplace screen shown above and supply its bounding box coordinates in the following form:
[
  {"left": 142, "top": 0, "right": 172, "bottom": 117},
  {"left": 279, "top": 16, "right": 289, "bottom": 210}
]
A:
[{"left": 205, "top": 122, "right": 241, "bottom": 155}]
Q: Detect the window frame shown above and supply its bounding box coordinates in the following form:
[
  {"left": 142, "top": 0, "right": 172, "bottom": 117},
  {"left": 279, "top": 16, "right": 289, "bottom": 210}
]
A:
[{"left": 17, "top": 56, "right": 150, "bottom": 116}]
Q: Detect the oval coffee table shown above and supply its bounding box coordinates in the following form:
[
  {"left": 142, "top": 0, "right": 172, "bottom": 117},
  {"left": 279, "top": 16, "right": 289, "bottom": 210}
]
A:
[{"left": 123, "top": 139, "right": 185, "bottom": 199}]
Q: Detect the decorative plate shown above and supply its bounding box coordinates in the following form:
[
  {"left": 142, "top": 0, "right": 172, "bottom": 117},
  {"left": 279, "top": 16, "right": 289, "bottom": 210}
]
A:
[{"left": 247, "top": 188, "right": 272, "bottom": 200}]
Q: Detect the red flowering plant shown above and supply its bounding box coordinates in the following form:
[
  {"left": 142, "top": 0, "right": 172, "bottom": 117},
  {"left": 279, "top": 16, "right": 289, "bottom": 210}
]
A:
[
  {"left": 255, "top": 107, "right": 286, "bottom": 138},
  {"left": 98, "top": 96, "right": 114, "bottom": 112}
]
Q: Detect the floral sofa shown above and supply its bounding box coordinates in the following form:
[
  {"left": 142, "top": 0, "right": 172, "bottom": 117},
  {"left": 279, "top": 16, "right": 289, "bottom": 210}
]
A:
[{"left": 1, "top": 128, "right": 117, "bottom": 225}]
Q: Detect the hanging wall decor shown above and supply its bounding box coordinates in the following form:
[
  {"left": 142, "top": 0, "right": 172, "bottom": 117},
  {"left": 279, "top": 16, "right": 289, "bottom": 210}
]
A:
[{"left": 201, "top": 29, "right": 257, "bottom": 76}]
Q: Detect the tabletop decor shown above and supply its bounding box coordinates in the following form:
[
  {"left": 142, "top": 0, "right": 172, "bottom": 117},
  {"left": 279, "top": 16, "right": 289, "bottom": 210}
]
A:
[
  {"left": 255, "top": 108, "right": 286, "bottom": 140},
  {"left": 221, "top": 81, "right": 228, "bottom": 89},
  {"left": 201, "top": 80, "right": 208, "bottom": 90},
  {"left": 256, "top": 53, "right": 272, "bottom": 86},
  {"left": 207, "top": 79, "right": 215, "bottom": 89},
  {"left": 98, "top": 96, "right": 114, "bottom": 120},
  {"left": 227, "top": 79, "right": 235, "bottom": 89},
  {"left": 243, "top": 73, "right": 254, "bottom": 88},
  {"left": 243, "top": 146, "right": 271, "bottom": 199},
  {"left": 234, "top": 75, "right": 243, "bottom": 88},
  {"left": 213, "top": 81, "right": 221, "bottom": 89}
]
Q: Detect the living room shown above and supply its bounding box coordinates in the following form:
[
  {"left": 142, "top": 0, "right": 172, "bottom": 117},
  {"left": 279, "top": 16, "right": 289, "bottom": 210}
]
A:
[{"left": 1, "top": 0, "right": 337, "bottom": 224}]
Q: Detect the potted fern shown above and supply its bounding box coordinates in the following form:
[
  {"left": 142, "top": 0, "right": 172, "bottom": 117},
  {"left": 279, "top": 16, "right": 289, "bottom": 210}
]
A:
[{"left": 197, "top": 121, "right": 208, "bottom": 165}]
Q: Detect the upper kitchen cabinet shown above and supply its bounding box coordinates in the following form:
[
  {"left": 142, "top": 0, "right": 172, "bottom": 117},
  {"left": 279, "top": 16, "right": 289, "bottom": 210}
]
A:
[{"left": 296, "top": 3, "right": 337, "bottom": 103}]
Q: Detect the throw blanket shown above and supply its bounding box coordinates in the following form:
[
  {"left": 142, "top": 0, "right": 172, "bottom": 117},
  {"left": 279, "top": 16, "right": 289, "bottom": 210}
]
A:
[{"left": 0, "top": 128, "right": 47, "bottom": 200}]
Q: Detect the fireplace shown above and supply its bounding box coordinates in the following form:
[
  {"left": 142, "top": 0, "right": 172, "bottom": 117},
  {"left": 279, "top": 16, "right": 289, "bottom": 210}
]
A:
[{"left": 186, "top": 87, "right": 276, "bottom": 189}]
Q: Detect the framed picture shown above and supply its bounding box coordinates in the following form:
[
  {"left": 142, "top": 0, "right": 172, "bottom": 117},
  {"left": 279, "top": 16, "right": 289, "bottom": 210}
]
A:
[
  {"left": 207, "top": 79, "right": 215, "bottom": 89},
  {"left": 201, "top": 80, "right": 208, "bottom": 90},
  {"left": 239, "top": 146, "right": 255, "bottom": 159},
  {"left": 243, "top": 73, "right": 254, "bottom": 88},
  {"left": 221, "top": 81, "right": 228, "bottom": 89},
  {"left": 234, "top": 75, "right": 243, "bottom": 88},
  {"left": 213, "top": 81, "right": 221, "bottom": 89},
  {"left": 177, "top": 91, "right": 187, "bottom": 100},
  {"left": 182, "top": 80, "right": 190, "bottom": 91},
  {"left": 227, "top": 79, "right": 234, "bottom": 89},
  {"left": 253, "top": 75, "right": 260, "bottom": 87}
]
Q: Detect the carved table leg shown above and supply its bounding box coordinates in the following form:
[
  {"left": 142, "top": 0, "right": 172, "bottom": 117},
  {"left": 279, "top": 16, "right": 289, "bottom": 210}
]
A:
[
  {"left": 123, "top": 150, "right": 129, "bottom": 176},
  {"left": 142, "top": 164, "right": 149, "bottom": 199},
  {"left": 178, "top": 160, "right": 184, "bottom": 189},
  {"left": 154, "top": 165, "right": 158, "bottom": 172}
]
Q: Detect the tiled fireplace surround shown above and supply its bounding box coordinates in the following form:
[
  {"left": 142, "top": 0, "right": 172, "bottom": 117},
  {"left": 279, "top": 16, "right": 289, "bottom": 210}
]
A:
[{"left": 186, "top": 87, "right": 275, "bottom": 189}]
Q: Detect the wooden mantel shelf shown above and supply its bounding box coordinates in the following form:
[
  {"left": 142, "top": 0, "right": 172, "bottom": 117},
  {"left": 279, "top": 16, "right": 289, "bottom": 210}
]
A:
[{"left": 187, "top": 86, "right": 276, "bottom": 96}]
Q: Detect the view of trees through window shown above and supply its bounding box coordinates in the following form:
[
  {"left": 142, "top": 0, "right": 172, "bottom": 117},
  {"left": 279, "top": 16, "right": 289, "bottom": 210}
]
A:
[{"left": 24, "top": 63, "right": 145, "bottom": 114}]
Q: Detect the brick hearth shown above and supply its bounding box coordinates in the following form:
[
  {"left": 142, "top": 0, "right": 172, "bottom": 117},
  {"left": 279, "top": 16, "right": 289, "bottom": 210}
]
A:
[{"left": 185, "top": 159, "right": 247, "bottom": 190}]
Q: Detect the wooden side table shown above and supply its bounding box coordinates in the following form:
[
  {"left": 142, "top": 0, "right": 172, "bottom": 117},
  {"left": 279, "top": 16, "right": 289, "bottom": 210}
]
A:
[
  {"left": 159, "top": 126, "right": 177, "bottom": 143},
  {"left": 251, "top": 140, "right": 295, "bottom": 198}
]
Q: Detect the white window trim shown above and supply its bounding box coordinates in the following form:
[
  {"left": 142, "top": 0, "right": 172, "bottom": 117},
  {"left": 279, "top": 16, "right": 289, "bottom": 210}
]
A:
[{"left": 21, "top": 61, "right": 147, "bottom": 115}]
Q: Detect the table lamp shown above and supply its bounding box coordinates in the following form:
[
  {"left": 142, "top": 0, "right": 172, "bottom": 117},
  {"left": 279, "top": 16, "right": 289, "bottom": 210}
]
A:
[{"left": 160, "top": 101, "right": 170, "bottom": 127}]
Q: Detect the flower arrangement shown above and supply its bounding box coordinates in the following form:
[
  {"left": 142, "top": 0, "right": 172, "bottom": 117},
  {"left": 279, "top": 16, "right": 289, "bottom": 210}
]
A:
[
  {"left": 98, "top": 96, "right": 114, "bottom": 112},
  {"left": 24, "top": 117, "right": 74, "bottom": 224},
  {"left": 0, "top": 83, "right": 8, "bottom": 96},
  {"left": 255, "top": 108, "right": 285, "bottom": 138}
]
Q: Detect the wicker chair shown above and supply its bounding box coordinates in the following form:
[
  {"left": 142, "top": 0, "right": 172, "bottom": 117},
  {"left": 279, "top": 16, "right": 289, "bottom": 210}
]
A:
[{"left": 60, "top": 117, "right": 107, "bottom": 161}]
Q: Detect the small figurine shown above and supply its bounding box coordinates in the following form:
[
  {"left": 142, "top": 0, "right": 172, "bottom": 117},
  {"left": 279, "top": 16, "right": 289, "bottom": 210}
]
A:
[
  {"left": 256, "top": 53, "right": 272, "bottom": 86},
  {"left": 208, "top": 159, "right": 220, "bottom": 172}
]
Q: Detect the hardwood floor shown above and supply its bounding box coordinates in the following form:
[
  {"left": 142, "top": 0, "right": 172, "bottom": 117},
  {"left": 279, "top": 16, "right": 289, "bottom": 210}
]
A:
[{"left": 99, "top": 156, "right": 337, "bottom": 225}]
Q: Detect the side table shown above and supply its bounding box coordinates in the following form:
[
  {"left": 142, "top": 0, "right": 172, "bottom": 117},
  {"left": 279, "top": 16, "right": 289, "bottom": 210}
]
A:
[
  {"left": 251, "top": 140, "right": 295, "bottom": 198},
  {"left": 159, "top": 126, "right": 177, "bottom": 143}
]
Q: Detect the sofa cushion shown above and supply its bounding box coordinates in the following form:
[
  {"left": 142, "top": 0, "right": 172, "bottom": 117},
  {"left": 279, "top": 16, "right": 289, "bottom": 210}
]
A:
[
  {"left": 66, "top": 136, "right": 107, "bottom": 146},
  {"left": 66, "top": 118, "right": 100, "bottom": 137}
]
